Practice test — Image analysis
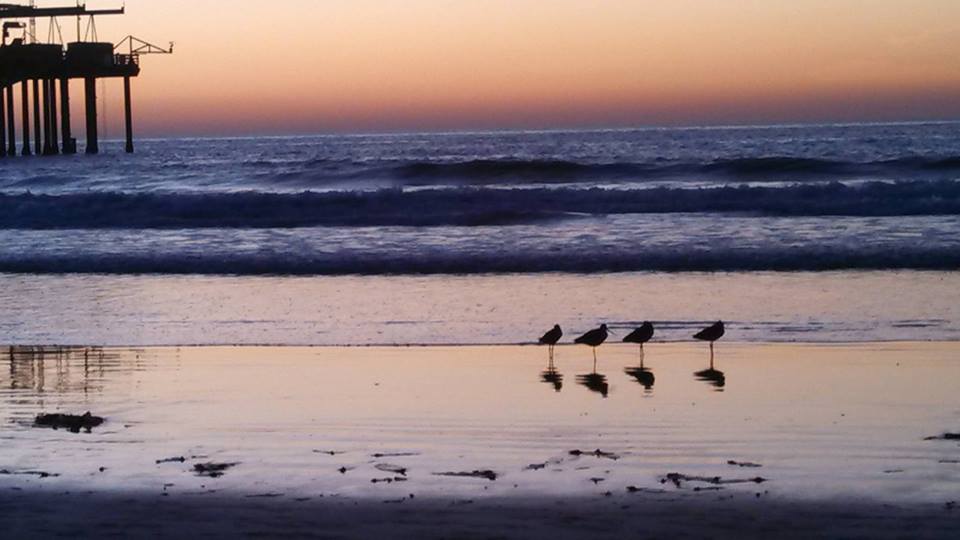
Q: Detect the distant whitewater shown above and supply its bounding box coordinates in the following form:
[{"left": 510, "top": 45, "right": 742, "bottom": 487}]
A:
[{"left": 1, "top": 122, "right": 958, "bottom": 275}]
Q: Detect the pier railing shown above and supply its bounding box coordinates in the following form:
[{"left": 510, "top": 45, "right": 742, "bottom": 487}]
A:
[{"left": 114, "top": 53, "right": 139, "bottom": 67}]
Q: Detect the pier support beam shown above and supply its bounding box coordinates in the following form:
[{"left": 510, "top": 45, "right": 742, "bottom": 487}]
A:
[
  {"left": 41, "top": 79, "right": 52, "bottom": 155},
  {"left": 84, "top": 77, "right": 98, "bottom": 155},
  {"left": 48, "top": 80, "right": 59, "bottom": 155},
  {"left": 5, "top": 84, "right": 14, "bottom": 156},
  {"left": 123, "top": 76, "right": 133, "bottom": 153},
  {"left": 0, "top": 87, "right": 6, "bottom": 158},
  {"left": 32, "top": 79, "right": 41, "bottom": 156},
  {"left": 21, "top": 81, "right": 30, "bottom": 156},
  {"left": 60, "top": 78, "right": 74, "bottom": 154}
]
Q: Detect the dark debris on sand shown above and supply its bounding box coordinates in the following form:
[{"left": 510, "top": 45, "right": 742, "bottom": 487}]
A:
[
  {"left": 34, "top": 412, "right": 104, "bottom": 434},
  {"left": 569, "top": 449, "right": 620, "bottom": 460},
  {"left": 925, "top": 433, "right": 960, "bottom": 441},
  {"left": 193, "top": 462, "right": 239, "bottom": 478},
  {"left": 156, "top": 456, "right": 188, "bottom": 465},
  {"left": 727, "top": 460, "right": 763, "bottom": 468},
  {"left": 371, "top": 477, "right": 408, "bottom": 484},
  {"left": 626, "top": 486, "right": 667, "bottom": 494},
  {"left": 0, "top": 469, "right": 60, "bottom": 479},
  {"left": 374, "top": 464, "right": 408, "bottom": 476},
  {"left": 433, "top": 470, "right": 498, "bottom": 481},
  {"left": 662, "top": 472, "right": 768, "bottom": 489}
]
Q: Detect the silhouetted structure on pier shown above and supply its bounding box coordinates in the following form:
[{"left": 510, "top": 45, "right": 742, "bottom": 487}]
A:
[{"left": 0, "top": 2, "right": 170, "bottom": 156}]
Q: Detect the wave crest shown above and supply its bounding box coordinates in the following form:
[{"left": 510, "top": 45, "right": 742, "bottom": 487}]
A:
[{"left": 1, "top": 180, "right": 959, "bottom": 229}]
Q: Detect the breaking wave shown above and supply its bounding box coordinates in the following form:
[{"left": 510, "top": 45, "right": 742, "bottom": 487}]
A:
[
  {"left": 2, "top": 180, "right": 959, "bottom": 229},
  {"left": 1, "top": 247, "right": 958, "bottom": 275},
  {"left": 241, "top": 155, "right": 960, "bottom": 185}
]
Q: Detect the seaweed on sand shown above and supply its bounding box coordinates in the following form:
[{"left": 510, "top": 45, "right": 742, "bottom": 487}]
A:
[{"left": 34, "top": 412, "right": 104, "bottom": 434}]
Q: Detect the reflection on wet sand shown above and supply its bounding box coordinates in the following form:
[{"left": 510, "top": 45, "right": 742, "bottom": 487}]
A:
[
  {"left": 577, "top": 372, "right": 609, "bottom": 398},
  {"left": 5, "top": 346, "right": 121, "bottom": 395},
  {"left": 694, "top": 347, "right": 726, "bottom": 390},
  {"left": 1, "top": 343, "right": 959, "bottom": 510},
  {"left": 624, "top": 348, "right": 655, "bottom": 390},
  {"left": 625, "top": 366, "right": 655, "bottom": 390},
  {"left": 540, "top": 356, "right": 563, "bottom": 392},
  {"left": 694, "top": 368, "right": 726, "bottom": 389}
]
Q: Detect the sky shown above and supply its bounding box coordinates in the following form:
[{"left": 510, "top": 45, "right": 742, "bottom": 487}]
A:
[{"left": 26, "top": 0, "right": 960, "bottom": 136}]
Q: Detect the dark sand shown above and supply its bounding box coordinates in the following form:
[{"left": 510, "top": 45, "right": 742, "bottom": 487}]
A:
[{"left": 4, "top": 490, "right": 959, "bottom": 539}]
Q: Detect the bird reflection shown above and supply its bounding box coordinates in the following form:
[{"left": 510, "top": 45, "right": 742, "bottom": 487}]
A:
[
  {"left": 694, "top": 368, "right": 726, "bottom": 389},
  {"left": 541, "top": 357, "right": 564, "bottom": 392},
  {"left": 625, "top": 365, "right": 655, "bottom": 390},
  {"left": 577, "top": 370, "right": 609, "bottom": 398},
  {"left": 693, "top": 330, "right": 726, "bottom": 390},
  {"left": 623, "top": 339, "right": 655, "bottom": 391}
]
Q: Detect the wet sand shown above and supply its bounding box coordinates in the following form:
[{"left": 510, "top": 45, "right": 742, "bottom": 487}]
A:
[
  {"left": 4, "top": 490, "right": 959, "bottom": 539},
  {"left": 2, "top": 343, "right": 960, "bottom": 538}
]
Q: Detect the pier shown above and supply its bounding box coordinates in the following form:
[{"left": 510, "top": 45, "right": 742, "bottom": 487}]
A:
[{"left": 0, "top": 2, "right": 170, "bottom": 156}]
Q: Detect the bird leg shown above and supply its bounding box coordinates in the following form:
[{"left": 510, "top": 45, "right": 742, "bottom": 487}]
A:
[{"left": 709, "top": 342, "right": 715, "bottom": 369}]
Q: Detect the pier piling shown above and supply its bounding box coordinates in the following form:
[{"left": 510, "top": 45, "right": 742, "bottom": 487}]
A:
[
  {"left": 32, "top": 79, "right": 40, "bottom": 155},
  {"left": 41, "top": 79, "right": 51, "bottom": 155},
  {"left": 84, "top": 77, "right": 97, "bottom": 154},
  {"left": 20, "top": 80, "right": 29, "bottom": 156},
  {"left": 49, "top": 80, "right": 58, "bottom": 154},
  {"left": 60, "top": 78, "right": 73, "bottom": 154},
  {"left": 123, "top": 76, "right": 133, "bottom": 153},
  {"left": 0, "top": 87, "right": 5, "bottom": 157},
  {"left": 5, "top": 85, "right": 13, "bottom": 156}
]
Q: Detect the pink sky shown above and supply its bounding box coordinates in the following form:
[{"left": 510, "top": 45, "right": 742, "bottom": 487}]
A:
[{"left": 30, "top": 0, "right": 960, "bottom": 136}]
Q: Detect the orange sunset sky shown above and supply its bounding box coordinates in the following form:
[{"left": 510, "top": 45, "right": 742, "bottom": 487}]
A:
[{"left": 30, "top": 0, "right": 960, "bottom": 136}]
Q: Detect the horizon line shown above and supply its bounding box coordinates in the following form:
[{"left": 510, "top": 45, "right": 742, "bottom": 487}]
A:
[{"left": 103, "top": 118, "right": 960, "bottom": 142}]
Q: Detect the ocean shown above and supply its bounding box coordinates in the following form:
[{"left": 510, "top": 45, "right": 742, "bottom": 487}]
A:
[{"left": 1, "top": 122, "right": 958, "bottom": 345}]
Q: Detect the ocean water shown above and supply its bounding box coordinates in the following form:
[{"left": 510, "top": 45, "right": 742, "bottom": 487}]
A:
[
  {"left": 1, "top": 122, "right": 959, "bottom": 275},
  {"left": 1, "top": 122, "right": 959, "bottom": 345}
]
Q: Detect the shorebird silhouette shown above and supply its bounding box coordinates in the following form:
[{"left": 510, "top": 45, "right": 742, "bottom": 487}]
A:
[
  {"left": 623, "top": 322, "right": 654, "bottom": 352},
  {"left": 574, "top": 324, "right": 609, "bottom": 367},
  {"left": 538, "top": 324, "right": 563, "bottom": 360},
  {"left": 694, "top": 321, "right": 725, "bottom": 366}
]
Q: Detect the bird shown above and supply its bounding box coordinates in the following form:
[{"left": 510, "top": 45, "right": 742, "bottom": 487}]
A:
[
  {"left": 538, "top": 324, "right": 563, "bottom": 359},
  {"left": 575, "top": 324, "right": 610, "bottom": 366},
  {"left": 694, "top": 321, "right": 725, "bottom": 366},
  {"left": 694, "top": 321, "right": 725, "bottom": 343},
  {"left": 623, "top": 322, "right": 655, "bottom": 351}
]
